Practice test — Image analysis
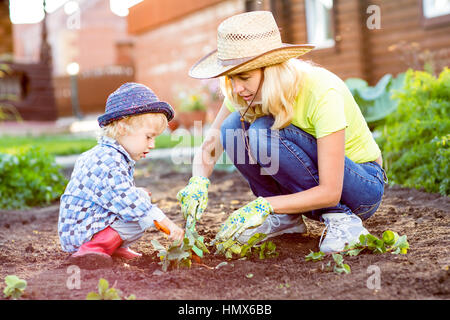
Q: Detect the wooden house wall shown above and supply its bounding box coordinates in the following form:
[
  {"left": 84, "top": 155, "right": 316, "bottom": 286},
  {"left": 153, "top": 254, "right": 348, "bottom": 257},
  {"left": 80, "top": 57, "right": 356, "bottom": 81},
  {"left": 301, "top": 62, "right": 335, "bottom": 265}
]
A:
[
  {"left": 275, "top": 0, "right": 450, "bottom": 84},
  {"left": 275, "top": 0, "right": 369, "bottom": 81},
  {"left": 128, "top": 0, "right": 450, "bottom": 113},
  {"left": 364, "top": 0, "right": 450, "bottom": 83}
]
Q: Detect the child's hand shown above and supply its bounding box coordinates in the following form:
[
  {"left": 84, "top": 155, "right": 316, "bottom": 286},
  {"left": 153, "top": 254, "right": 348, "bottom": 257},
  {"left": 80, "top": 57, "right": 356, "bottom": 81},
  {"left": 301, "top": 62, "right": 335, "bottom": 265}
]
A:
[{"left": 156, "top": 217, "right": 184, "bottom": 243}]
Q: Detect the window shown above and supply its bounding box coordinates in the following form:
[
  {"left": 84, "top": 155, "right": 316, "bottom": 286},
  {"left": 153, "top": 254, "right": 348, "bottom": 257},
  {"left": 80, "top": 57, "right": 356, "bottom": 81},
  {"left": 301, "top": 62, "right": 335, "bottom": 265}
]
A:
[
  {"left": 421, "top": 0, "right": 450, "bottom": 28},
  {"left": 305, "top": 0, "right": 335, "bottom": 49},
  {"left": 422, "top": 0, "right": 450, "bottom": 18}
]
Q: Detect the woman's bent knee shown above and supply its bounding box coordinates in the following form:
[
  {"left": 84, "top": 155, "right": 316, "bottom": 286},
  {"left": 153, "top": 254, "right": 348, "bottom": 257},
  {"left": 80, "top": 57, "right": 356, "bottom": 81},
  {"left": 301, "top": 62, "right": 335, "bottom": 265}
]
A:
[{"left": 353, "top": 199, "right": 382, "bottom": 221}]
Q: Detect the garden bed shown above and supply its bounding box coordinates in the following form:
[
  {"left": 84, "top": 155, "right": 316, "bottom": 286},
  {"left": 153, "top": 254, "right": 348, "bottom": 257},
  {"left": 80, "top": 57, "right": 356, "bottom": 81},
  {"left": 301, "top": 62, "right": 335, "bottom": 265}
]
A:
[{"left": 0, "top": 159, "right": 449, "bottom": 300}]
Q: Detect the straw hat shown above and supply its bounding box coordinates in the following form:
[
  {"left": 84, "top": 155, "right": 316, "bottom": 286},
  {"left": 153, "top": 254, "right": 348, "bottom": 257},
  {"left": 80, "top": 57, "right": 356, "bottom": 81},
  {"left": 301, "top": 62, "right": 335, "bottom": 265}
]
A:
[{"left": 189, "top": 11, "right": 315, "bottom": 79}]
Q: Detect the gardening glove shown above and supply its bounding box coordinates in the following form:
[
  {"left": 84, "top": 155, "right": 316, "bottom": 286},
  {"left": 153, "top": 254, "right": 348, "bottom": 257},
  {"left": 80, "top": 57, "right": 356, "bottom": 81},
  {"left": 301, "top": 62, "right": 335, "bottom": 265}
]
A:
[
  {"left": 177, "top": 176, "right": 210, "bottom": 230},
  {"left": 215, "top": 197, "right": 273, "bottom": 243}
]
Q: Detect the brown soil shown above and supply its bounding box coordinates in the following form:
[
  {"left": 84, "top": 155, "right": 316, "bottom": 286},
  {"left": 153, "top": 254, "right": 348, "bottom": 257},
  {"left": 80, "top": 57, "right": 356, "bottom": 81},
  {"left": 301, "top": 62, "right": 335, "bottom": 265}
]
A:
[{"left": 0, "top": 159, "right": 449, "bottom": 301}]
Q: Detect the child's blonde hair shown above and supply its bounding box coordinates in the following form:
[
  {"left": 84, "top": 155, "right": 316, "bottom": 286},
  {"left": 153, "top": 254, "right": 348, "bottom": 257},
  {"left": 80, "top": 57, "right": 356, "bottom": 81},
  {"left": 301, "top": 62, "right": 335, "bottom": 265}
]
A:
[
  {"left": 220, "top": 58, "right": 313, "bottom": 130},
  {"left": 100, "top": 113, "right": 168, "bottom": 139}
]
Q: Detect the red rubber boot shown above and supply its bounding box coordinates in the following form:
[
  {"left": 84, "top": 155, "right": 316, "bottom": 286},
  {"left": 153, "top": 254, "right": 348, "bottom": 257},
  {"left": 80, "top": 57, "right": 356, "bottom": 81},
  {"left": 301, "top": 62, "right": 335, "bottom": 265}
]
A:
[
  {"left": 68, "top": 227, "right": 123, "bottom": 269},
  {"left": 112, "top": 247, "right": 142, "bottom": 260}
]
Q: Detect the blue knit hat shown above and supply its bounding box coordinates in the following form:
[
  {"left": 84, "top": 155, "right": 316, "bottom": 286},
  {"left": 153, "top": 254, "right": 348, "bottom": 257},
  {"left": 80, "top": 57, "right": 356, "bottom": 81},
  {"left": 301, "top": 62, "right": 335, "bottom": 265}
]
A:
[{"left": 98, "top": 82, "right": 175, "bottom": 128}]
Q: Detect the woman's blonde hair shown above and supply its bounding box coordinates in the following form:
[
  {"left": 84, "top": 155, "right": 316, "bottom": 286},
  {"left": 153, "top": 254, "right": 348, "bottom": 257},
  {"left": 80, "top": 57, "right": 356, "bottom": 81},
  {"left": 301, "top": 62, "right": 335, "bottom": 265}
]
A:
[
  {"left": 220, "top": 58, "right": 313, "bottom": 130},
  {"left": 100, "top": 112, "right": 168, "bottom": 139}
]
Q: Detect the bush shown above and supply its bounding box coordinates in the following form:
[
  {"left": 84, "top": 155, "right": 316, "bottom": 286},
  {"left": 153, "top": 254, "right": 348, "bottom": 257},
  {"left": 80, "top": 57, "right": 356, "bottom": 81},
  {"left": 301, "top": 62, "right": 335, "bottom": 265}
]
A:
[
  {"left": 0, "top": 146, "right": 68, "bottom": 209},
  {"left": 345, "top": 73, "right": 405, "bottom": 129},
  {"left": 376, "top": 68, "right": 449, "bottom": 196}
]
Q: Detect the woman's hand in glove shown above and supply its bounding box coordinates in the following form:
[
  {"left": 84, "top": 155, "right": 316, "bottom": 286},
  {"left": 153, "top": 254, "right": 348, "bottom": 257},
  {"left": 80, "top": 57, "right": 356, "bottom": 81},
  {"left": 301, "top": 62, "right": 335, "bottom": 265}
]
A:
[
  {"left": 176, "top": 176, "right": 210, "bottom": 229},
  {"left": 215, "top": 197, "right": 273, "bottom": 243}
]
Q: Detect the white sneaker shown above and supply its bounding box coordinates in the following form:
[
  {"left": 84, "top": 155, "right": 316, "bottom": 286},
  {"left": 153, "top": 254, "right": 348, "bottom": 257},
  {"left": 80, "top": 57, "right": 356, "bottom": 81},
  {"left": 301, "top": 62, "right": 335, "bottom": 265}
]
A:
[
  {"left": 319, "top": 212, "right": 369, "bottom": 253},
  {"left": 236, "top": 214, "right": 307, "bottom": 244}
]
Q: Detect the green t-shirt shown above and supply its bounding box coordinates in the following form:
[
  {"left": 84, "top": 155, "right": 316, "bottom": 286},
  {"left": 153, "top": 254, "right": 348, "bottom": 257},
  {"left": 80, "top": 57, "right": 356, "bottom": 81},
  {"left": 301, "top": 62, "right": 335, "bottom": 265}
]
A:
[{"left": 224, "top": 66, "right": 381, "bottom": 163}]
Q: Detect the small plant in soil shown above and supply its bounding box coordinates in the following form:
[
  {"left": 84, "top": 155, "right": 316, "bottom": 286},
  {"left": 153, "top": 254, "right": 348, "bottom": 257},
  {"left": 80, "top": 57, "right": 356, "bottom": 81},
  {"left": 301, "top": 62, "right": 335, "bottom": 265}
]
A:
[
  {"left": 331, "top": 253, "right": 351, "bottom": 274},
  {"left": 86, "top": 278, "right": 136, "bottom": 300},
  {"left": 151, "top": 228, "right": 210, "bottom": 272},
  {"left": 3, "top": 275, "right": 27, "bottom": 299},
  {"left": 214, "top": 233, "right": 279, "bottom": 260},
  {"left": 305, "top": 251, "right": 351, "bottom": 274},
  {"left": 343, "top": 230, "right": 410, "bottom": 255},
  {"left": 305, "top": 230, "right": 410, "bottom": 274}
]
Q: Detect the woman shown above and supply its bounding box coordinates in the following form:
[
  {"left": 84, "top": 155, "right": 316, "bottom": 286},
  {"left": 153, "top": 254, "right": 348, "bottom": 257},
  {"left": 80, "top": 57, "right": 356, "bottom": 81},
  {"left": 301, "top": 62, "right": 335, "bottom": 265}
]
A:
[{"left": 177, "top": 11, "right": 386, "bottom": 253}]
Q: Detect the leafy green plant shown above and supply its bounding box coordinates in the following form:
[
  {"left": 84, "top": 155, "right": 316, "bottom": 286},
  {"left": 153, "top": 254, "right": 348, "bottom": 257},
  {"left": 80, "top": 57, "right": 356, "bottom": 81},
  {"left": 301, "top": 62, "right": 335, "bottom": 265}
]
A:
[
  {"left": 345, "top": 73, "right": 406, "bottom": 129},
  {"left": 305, "top": 250, "right": 325, "bottom": 262},
  {"left": 331, "top": 254, "right": 351, "bottom": 274},
  {"left": 257, "top": 240, "right": 278, "bottom": 260},
  {"left": 343, "top": 230, "right": 409, "bottom": 255},
  {"left": 376, "top": 67, "right": 449, "bottom": 195},
  {"left": 151, "top": 228, "right": 210, "bottom": 272},
  {"left": 3, "top": 275, "right": 27, "bottom": 299},
  {"left": 0, "top": 146, "right": 67, "bottom": 209},
  {"left": 215, "top": 233, "right": 279, "bottom": 260},
  {"left": 86, "top": 278, "right": 136, "bottom": 300},
  {"left": 305, "top": 230, "right": 409, "bottom": 275},
  {"left": 305, "top": 251, "right": 350, "bottom": 274}
]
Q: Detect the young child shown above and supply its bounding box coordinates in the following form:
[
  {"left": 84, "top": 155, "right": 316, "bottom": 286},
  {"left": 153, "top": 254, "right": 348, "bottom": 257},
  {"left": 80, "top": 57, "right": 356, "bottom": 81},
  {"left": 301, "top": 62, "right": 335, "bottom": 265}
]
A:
[{"left": 58, "top": 82, "right": 184, "bottom": 268}]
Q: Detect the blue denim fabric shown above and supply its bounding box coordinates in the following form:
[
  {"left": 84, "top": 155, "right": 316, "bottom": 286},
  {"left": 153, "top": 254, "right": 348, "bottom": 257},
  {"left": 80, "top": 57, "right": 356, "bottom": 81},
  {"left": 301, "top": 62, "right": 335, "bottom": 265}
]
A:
[{"left": 220, "top": 112, "right": 386, "bottom": 222}]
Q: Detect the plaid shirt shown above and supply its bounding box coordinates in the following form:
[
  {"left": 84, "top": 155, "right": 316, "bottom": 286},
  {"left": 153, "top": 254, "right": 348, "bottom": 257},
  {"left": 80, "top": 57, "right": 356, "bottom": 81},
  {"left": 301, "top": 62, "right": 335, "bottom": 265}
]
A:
[{"left": 58, "top": 136, "right": 166, "bottom": 252}]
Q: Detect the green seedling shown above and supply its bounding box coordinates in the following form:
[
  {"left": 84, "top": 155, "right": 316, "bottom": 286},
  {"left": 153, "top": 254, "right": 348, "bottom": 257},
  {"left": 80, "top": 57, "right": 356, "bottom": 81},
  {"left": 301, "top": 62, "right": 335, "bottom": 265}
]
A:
[
  {"left": 331, "top": 253, "right": 351, "bottom": 274},
  {"left": 304, "top": 252, "right": 351, "bottom": 274},
  {"left": 258, "top": 240, "right": 278, "bottom": 259},
  {"left": 215, "top": 233, "right": 279, "bottom": 260},
  {"left": 277, "top": 282, "right": 290, "bottom": 289},
  {"left": 185, "top": 218, "right": 207, "bottom": 258},
  {"left": 3, "top": 275, "right": 27, "bottom": 299},
  {"left": 305, "top": 230, "right": 409, "bottom": 275},
  {"left": 343, "top": 230, "right": 409, "bottom": 255},
  {"left": 305, "top": 250, "right": 325, "bottom": 262},
  {"left": 86, "top": 278, "right": 136, "bottom": 300},
  {"left": 151, "top": 228, "right": 210, "bottom": 272},
  {"left": 320, "top": 261, "right": 333, "bottom": 272}
]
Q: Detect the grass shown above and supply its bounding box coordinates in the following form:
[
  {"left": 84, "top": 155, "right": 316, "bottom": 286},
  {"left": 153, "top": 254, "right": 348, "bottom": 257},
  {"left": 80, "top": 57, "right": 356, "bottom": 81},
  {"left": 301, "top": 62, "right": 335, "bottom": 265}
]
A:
[
  {"left": 0, "top": 135, "right": 97, "bottom": 156},
  {"left": 0, "top": 133, "right": 204, "bottom": 156},
  {"left": 155, "top": 133, "right": 203, "bottom": 149}
]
